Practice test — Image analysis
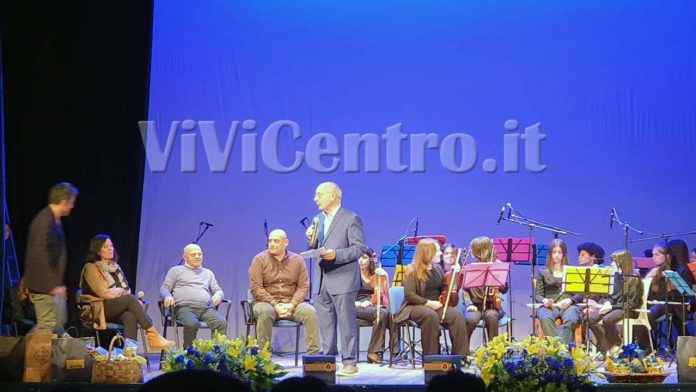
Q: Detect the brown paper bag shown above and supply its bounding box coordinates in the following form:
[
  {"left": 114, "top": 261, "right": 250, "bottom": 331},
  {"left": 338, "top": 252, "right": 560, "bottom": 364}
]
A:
[{"left": 23, "top": 333, "right": 57, "bottom": 382}]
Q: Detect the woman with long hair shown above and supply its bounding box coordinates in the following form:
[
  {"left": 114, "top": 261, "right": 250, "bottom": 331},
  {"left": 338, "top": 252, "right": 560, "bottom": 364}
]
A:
[
  {"left": 439, "top": 243, "right": 458, "bottom": 273},
  {"left": 462, "top": 236, "right": 508, "bottom": 340},
  {"left": 588, "top": 250, "right": 646, "bottom": 355},
  {"left": 79, "top": 234, "right": 174, "bottom": 350},
  {"left": 534, "top": 239, "right": 582, "bottom": 344},
  {"left": 645, "top": 241, "right": 679, "bottom": 343},
  {"left": 356, "top": 248, "right": 396, "bottom": 363},
  {"left": 394, "top": 238, "right": 470, "bottom": 357}
]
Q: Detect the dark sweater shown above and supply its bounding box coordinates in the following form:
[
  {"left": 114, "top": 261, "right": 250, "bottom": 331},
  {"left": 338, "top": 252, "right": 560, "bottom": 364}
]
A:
[{"left": 23, "top": 207, "right": 67, "bottom": 294}]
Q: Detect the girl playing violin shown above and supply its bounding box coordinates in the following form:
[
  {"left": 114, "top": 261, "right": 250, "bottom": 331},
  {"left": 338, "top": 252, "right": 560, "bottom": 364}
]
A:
[
  {"left": 462, "top": 236, "right": 509, "bottom": 340},
  {"left": 357, "top": 248, "right": 396, "bottom": 363},
  {"left": 394, "top": 239, "right": 470, "bottom": 357}
]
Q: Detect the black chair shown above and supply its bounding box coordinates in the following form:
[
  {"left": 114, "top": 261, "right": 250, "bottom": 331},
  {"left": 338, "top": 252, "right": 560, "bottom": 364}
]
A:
[
  {"left": 240, "top": 289, "right": 306, "bottom": 366},
  {"left": 76, "top": 290, "right": 151, "bottom": 371},
  {"left": 158, "top": 299, "right": 232, "bottom": 357},
  {"left": 9, "top": 286, "right": 35, "bottom": 335}
]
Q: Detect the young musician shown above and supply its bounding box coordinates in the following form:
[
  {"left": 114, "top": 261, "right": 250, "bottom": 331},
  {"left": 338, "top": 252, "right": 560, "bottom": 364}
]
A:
[
  {"left": 462, "top": 236, "right": 508, "bottom": 340},
  {"left": 666, "top": 240, "right": 694, "bottom": 336},
  {"left": 570, "top": 242, "right": 607, "bottom": 311},
  {"left": 534, "top": 239, "right": 583, "bottom": 344},
  {"left": 440, "top": 243, "right": 457, "bottom": 273},
  {"left": 356, "top": 248, "right": 396, "bottom": 363},
  {"left": 645, "top": 242, "right": 679, "bottom": 342},
  {"left": 394, "top": 238, "right": 470, "bottom": 357},
  {"left": 588, "top": 250, "right": 646, "bottom": 355}
]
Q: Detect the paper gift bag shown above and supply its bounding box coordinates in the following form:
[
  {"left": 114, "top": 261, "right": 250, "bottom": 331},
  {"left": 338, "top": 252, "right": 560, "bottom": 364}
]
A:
[
  {"left": 51, "top": 337, "right": 94, "bottom": 382},
  {"left": 677, "top": 336, "right": 696, "bottom": 382},
  {"left": 23, "top": 333, "right": 57, "bottom": 382}
]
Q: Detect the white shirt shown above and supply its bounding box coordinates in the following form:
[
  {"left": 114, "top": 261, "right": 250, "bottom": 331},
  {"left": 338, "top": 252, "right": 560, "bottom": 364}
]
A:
[{"left": 323, "top": 204, "right": 341, "bottom": 238}]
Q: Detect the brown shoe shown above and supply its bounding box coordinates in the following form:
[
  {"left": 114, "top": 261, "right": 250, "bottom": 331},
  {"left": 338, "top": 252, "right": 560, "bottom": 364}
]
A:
[
  {"left": 367, "top": 353, "right": 383, "bottom": 364},
  {"left": 145, "top": 327, "right": 175, "bottom": 350},
  {"left": 337, "top": 364, "right": 358, "bottom": 376}
]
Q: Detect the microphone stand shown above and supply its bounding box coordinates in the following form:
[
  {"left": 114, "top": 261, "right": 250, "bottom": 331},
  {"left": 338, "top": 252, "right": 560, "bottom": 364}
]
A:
[
  {"left": 499, "top": 207, "right": 581, "bottom": 337},
  {"left": 609, "top": 209, "right": 644, "bottom": 250},
  {"left": 178, "top": 222, "right": 213, "bottom": 265},
  {"left": 299, "top": 217, "right": 314, "bottom": 299}
]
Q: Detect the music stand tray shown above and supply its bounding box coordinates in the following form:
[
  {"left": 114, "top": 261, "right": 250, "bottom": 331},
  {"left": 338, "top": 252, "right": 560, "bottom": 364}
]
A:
[
  {"left": 493, "top": 238, "right": 534, "bottom": 263},
  {"left": 663, "top": 271, "right": 696, "bottom": 297},
  {"left": 380, "top": 245, "right": 415, "bottom": 267},
  {"left": 463, "top": 262, "right": 510, "bottom": 290},
  {"left": 687, "top": 264, "right": 696, "bottom": 284},
  {"left": 562, "top": 266, "right": 614, "bottom": 296}
]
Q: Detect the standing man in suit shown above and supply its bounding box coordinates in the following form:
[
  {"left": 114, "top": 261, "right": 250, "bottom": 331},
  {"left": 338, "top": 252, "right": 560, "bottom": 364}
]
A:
[{"left": 306, "top": 182, "right": 365, "bottom": 376}]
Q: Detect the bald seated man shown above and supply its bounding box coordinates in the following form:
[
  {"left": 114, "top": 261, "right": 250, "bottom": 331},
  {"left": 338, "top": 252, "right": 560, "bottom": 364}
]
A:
[
  {"left": 160, "top": 244, "right": 227, "bottom": 348},
  {"left": 249, "top": 229, "right": 320, "bottom": 354}
]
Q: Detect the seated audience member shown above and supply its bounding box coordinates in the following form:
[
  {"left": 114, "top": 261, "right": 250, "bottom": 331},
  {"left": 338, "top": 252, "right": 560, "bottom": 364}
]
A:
[
  {"left": 160, "top": 244, "right": 227, "bottom": 348},
  {"left": 248, "top": 229, "right": 319, "bottom": 354},
  {"left": 79, "top": 234, "right": 174, "bottom": 349}
]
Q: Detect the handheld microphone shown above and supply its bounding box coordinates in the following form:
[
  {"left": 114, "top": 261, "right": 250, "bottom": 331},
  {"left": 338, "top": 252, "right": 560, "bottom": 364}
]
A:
[
  {"left": 309, "top": 217, "right": 320, "bottom": 249},
  {"left": 497, "top": 206, "right": 506, "bottom": 225},
  {"left": 200, "top": 221, "right": 214, "bottom": 227}
]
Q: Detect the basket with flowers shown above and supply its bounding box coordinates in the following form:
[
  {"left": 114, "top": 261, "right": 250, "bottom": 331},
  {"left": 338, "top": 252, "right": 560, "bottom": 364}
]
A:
[{"left": 603, "top": 343, "right": 667, "bottom": 383}]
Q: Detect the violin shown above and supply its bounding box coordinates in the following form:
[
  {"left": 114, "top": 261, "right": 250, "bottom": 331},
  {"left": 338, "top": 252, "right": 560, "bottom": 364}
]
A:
[
  {"left": 440, "top": 248, "right": 469, "bottom": 322},
  {"left": 369, "top": 256, "right": 389, "bottom": 322}
]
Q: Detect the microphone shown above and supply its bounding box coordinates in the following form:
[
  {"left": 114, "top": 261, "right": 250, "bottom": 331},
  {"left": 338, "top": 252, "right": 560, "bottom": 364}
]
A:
[
  {"left": 309, "top": 217, "right": 320, "bottom": 249},
  {"left": 414, "top": 217, "right": 419, "bottom": 237},
  {"left": 506, "top": 203, "right": 512, "bottom": 219},
  {"left": 263, "top": 219, "right": 269, "bottom": 238},
  {"left": 200, "top": 221, "right": 214, "bottom": 227},
  {"left": 137, "top": 291, "right": 145, "bottom": 305},
  {"left": 497, "top": 206, "right": 506, "bottom": 225},
  {"left": 609, "top": 208, "right": 615, "bottom": 229}
]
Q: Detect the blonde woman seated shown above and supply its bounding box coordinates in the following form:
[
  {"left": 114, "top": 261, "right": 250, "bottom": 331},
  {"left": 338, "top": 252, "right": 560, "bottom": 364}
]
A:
[
  {"left": 462, "top": 236, "right": 508, "bottom": 340},
  {"left": 394, "top": 238, "right": 470, "bottom": 357},
  {"left": 588, "top": 250, "right": 647, "bottom": 355},
  {"left": 79, "top": 234, "right": 174, "bottom": 350}
]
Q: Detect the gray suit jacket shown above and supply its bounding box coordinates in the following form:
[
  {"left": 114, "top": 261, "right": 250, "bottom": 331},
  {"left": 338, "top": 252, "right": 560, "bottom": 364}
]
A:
[{"left": 313, "top": 207, "right": 366, "bottom": 295}]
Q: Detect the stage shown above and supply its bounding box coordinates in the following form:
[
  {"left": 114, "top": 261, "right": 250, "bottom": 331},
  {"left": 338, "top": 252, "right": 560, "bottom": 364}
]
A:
[{"left": 3, "top": 352, "right": 696, "bottom": 392}]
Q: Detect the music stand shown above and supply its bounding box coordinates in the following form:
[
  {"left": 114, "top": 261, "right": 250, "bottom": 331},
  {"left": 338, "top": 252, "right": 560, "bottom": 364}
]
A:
[
  {"left": 463, "top": 262, "right": 511, "bottom": 341},
  {"left": 688, "top": 264, "right": 696, "bottom": 283},
  {"left": 663, "top": 271, "right": 696, "bottom": 338},
  {"left": 563, "top": 266, "right": 614, "bottom": 351},
  {"left": 493, "top": 237, "right": 533, "bottom": 339},
  {"left": 381, "top": 245, "right": 415, "bottom": 287}
]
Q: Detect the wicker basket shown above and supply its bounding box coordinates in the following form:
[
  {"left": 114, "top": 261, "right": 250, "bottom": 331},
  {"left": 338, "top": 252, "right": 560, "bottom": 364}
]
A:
[
  {"left": 92, "top": 335, "right": 143, "bottom": 384},
  {"left": 602, "top": 372, "right": 669, "bottom": 384}
]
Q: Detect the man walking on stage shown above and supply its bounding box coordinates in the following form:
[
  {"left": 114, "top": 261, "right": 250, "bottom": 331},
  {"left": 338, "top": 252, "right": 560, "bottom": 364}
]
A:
[
  {"left": 306, "top": 182, "right": 365, "bottom": 376},
  {"left": 23, "top": 182, "right": 78, "bottom": 335}
]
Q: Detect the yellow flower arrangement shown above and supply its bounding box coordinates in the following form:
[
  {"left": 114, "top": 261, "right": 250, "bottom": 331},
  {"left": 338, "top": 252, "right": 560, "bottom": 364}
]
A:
[
  {"left": 473, "top": 334, "right": 602, "bottom": 392},
  {"left": 162, "top": 332, "right": 287, "bottom": 391}
]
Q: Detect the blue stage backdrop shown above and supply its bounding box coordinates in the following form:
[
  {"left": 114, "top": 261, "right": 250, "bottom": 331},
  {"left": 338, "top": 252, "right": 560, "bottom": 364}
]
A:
[{"left": 137, "top": 1, "right": 696, "bottom": 349}]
